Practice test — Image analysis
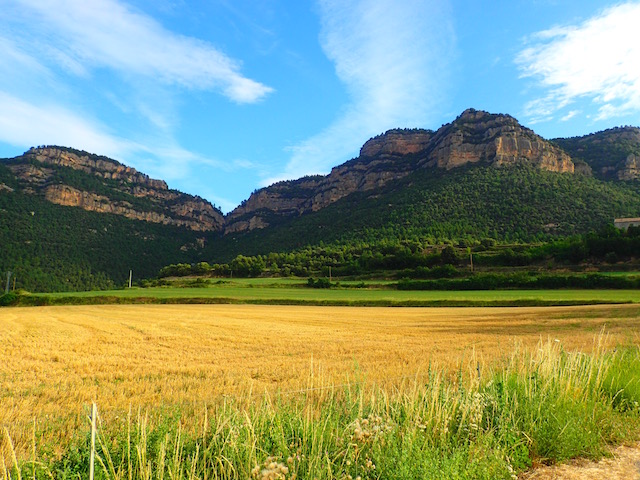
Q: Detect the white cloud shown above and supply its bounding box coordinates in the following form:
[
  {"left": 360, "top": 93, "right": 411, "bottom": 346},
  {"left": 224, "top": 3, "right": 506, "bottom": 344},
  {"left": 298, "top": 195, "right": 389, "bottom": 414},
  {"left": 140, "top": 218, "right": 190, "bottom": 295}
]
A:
[
  {"left": 0, "top": 92, "right": 137, "bottom": 158},
  {"left": 6, "top": 0, "right": 273, "bottom": 103},
  {"left": 264, "top": 0, "right": 454, "bottom": 185},
  {"left": 0, "top": 37, "right": 50, "bottom": 78},
  {"left": 561, "top": 110, "right": 580, "bottom": 122},
  {"left": 517, "top": 2, "right": 640, "bottom": 123},
  {"left": 0, "top": 91, "right": 238, "bottom": 186},
  {"left": 0, "top": 0, "right": 275, "bottom": 211}
]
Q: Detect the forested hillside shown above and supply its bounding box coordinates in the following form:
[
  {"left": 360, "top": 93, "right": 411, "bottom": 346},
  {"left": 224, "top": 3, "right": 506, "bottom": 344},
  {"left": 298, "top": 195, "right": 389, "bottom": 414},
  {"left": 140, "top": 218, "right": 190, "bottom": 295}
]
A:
[
  {"left": 212, "top": 165, "right": 640, "bottom": 261},
  {"left": 3, "top": 110, "right": 640, "bottom": 292},
  {"left": 0, "top": 162, "right": 208, "bottom": 291},
  {"left": 554, "top": 127, "right": 640, "bottom": 179}
]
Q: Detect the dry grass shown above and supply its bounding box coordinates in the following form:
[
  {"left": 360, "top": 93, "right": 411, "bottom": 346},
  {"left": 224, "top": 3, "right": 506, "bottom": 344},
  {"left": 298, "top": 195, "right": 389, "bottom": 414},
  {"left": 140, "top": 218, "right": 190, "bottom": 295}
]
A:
[{"left": 1, "top": 304, "right": 639, "bottom": 459}]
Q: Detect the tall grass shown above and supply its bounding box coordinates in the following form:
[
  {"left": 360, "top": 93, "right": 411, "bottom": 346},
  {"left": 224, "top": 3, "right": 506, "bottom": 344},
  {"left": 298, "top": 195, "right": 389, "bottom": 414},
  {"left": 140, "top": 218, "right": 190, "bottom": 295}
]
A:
[{"left": 2, "top": 338, "right": 639, "bottom": 479}]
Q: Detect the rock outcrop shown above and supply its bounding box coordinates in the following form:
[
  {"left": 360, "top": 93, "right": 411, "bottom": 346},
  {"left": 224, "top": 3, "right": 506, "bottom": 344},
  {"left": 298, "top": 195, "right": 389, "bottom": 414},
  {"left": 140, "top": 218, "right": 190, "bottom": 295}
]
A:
[
  {"left": 43, "top": 184, "right": 216, "bottom": 231},
  {"left": 26, "top": 147, "right": 168, "bottom": 190},
  {"left": 360, "top": 129, "right": 433, "bottom": 157},
  {"left": 7, "top": 163, "right": 55, "bottom": 185},
  {"left": 553, "top": 126, "right": 640, "bottom": 179},
  {"left": 421, "top": 109, "right": 574, "bottom": 172},
  {"left": 7, "top": 147, "right": 224, "bottom": 232},
  {"left": 225, "top": 129, "right": 439, "bottom": 233},
  {"left": 225, "top": 109, "right": 576, "bottom": 234},
  {"left": 7, "top": 110, "right": 637, "bottom": 238},
  {"left": 618, "top": 154, "right": 640, "bottom": 180}
]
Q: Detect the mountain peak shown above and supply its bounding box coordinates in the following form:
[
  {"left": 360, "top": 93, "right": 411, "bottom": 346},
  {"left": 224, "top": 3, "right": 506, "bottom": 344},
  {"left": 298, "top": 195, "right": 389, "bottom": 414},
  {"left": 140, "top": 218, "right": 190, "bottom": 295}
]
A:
[
  {"left": 5, "top": 146, "right": 225, "bottom": 232},
  {"left": 360, "top": 128, "right": 433, "bottom": 158},
  {"left": 225, "top": 109, "right": 576, "bottom": 233},
  {"left": 26, "top": 146, "right": 169, "bottom": 191},
  {"left": 456, "top": 107, "right": 489, "bottom": 120},
  {"left": 420, "top": 109, "right": 572, "bottom": 172}
]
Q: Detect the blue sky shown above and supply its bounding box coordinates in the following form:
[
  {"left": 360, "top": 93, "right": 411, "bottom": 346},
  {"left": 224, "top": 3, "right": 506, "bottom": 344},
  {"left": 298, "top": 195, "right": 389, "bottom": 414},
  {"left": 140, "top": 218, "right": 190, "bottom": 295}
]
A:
[{"left": 1, "top": 0, "right": 639, "bottom": 212}]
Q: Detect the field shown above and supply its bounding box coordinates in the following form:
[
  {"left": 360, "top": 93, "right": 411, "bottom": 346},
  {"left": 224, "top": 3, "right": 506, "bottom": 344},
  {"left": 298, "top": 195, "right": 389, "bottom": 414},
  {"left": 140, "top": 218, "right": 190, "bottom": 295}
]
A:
[
  {"left": 2, "top": 303, "right": 640, "bottom": 464},
  {"left": 33, "top": 279, "right": 640, "bottom": 306}
]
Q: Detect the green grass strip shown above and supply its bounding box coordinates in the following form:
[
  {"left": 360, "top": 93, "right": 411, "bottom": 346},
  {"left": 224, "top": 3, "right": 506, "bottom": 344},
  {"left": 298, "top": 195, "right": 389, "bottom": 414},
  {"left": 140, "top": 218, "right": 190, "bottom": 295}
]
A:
[{"left": 6, "top": 294, "right": 633, "bottom": 308}]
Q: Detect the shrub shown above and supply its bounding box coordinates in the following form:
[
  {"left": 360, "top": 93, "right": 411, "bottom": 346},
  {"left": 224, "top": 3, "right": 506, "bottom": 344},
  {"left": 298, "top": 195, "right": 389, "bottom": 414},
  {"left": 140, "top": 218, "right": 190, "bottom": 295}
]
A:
[
  {"left": 307, "top": 277, "right": 332, "bottom": 289},
  {"left": 0, "top": 292, "right": 18, "bottom": 306}
]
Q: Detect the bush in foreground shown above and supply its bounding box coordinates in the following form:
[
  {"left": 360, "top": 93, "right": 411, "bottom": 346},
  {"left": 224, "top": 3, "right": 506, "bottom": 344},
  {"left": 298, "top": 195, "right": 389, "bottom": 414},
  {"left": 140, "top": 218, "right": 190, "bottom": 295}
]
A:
[{"left": 3, "top": 340, "right": 639, "bottom": 479}]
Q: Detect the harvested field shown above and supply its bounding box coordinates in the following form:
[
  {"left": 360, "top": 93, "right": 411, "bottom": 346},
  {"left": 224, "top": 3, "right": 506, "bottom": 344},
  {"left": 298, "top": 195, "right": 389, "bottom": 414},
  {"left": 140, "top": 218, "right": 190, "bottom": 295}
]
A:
[{"left": 1, "top": 304, "right": 639, "bottom": 457}]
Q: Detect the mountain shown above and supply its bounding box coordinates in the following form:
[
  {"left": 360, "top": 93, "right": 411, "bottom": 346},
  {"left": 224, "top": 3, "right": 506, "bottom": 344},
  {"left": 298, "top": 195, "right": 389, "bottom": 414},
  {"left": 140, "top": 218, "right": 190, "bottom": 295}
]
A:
[
  {"left": 2, "top": 108, "right": 640, "bottom": 291},
  {"left": 225, "top": 109, "right": 578, "bottom": 234},
  {"left": 553, "top": 126, "right": 640, "bottom": 180},
  {"left": 0, "top": 147, "right": 224, "bottom": 291},
  {"left": 217, "top": 164, "right": 640, "bottom": 259},
  {"left": 5, "top": 146, "right": 225, "bottom": 231}
]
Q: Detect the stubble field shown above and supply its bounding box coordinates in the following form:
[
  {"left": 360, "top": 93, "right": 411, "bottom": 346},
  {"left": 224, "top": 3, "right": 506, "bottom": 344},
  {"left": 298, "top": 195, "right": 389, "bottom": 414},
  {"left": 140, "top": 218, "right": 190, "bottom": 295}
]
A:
[{"left": 2, "top": 303, "right": 639, "bottom": 461}]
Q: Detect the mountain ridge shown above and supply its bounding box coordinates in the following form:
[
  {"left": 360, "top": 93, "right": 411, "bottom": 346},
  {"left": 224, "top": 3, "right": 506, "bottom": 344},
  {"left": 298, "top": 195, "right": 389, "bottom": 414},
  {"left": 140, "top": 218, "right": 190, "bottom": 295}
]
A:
[
  {"left": 553, "top": 126, "right": 640, "bottom": 180},
  {"left": 3, "top": 108, "right": 640, "bottom": 291},
  {"left": 4, "top": 146, "right": 225, "bottom": 232},
  {"left": 225, "top": 109, "right": 583, "bottom": 234},
  {"left": 3, "top": 109, "right": 640, "bottom": 236}
]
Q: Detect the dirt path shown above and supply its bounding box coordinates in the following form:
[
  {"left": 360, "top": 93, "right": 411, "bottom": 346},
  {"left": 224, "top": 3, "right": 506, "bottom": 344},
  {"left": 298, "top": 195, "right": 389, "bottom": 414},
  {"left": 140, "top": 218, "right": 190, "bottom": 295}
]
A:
[{"left": 521, "top": 444, "right": 640, "bottom": 479}]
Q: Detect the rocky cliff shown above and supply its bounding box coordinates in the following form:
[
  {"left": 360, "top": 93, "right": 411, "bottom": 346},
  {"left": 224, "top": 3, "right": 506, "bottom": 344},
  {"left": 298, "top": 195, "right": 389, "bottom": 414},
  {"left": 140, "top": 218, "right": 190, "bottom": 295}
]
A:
[
  {"left": 619, "top": 154, "right": 640, "bottom": 181},
  {"left": 5, "top": 110, "right": 638, "bottom": 238},
  {"left": 421, "top": 109, "right": 574, "bottom": 172},
  {"left": 5, "top": 146, "right": 224, "bottom": 232},
  {"left": 27, "top": 146, "right": 169, "bottom": 190},
  {"left": 553, "top": 126, "right": 640, "bottom": 179},
  {"left": 225, "top": 109, "right": 576, "bottom": 234},
  {"left": 225, "top": 128, "right": 439, "bottom": 233}
]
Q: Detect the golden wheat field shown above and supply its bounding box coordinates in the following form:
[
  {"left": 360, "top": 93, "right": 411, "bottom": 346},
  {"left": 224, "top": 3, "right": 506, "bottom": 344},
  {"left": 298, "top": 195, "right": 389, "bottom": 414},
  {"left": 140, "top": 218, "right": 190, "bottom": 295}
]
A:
[{"left": 1, "top": 304, "right": 640, "bottom": 457}]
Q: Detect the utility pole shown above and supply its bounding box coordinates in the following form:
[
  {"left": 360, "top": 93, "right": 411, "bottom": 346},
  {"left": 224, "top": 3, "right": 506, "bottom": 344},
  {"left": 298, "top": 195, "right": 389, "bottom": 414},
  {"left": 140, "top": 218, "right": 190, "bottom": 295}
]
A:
[
  {"left": 5, "top": 271, "right": 11, "bottom": 294},
  {"left": 128, "top": 270, "right": 132, "bottom": 288},
  {"left": 468, "top": 247, "right": 474, "bottom": 273},
  {"left": 329, "top": 266, "right": 332, "bottom": 283}
]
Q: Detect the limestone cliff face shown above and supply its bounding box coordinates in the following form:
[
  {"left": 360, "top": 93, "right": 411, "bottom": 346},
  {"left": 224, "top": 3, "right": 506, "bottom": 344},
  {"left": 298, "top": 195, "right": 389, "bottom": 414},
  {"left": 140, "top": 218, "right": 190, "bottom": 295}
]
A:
[
  {"left": 7, "top": 163, "right": 55, "bottom": 185},
  {"left": 224, "top": 134, "right": 425, "bottom": 234},
  {"left": 360, "top": 129, "right": 433, "bottom": 157},
  {"left": 225, "top": 110, "right": 576, "bottom": 234},
  {"left": 422, "top": 109, "right": 574, "bottom": 172},
  {"left": 9, "top": 147, "right": 224, "bottom": 232},
  {"left": 42, "top": 184, "right": 216, "bottom": 231},
  {"left": 619, "top": 154, "right": 640, "bottom": 180},
  {"left": 26, "top": 147, "right": 168, "bottom": 190}
]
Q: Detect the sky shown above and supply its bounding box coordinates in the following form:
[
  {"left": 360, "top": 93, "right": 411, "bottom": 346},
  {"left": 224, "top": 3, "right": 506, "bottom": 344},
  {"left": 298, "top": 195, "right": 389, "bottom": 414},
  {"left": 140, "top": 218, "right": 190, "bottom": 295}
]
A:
[{"left": 1, "top": 0, "right": 639, "bottom": 213}]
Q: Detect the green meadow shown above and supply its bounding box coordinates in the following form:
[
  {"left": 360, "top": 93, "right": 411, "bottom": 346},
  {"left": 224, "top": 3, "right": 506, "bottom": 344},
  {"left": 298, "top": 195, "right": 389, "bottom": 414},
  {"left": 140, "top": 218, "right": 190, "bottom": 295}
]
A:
[{"left": 23, "top": 277, "right": 640, "bottom": 306}]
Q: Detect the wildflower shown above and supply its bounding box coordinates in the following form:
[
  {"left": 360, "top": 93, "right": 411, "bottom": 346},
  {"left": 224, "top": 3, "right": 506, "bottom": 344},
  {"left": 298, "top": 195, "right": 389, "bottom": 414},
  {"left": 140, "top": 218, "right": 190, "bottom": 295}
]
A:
[
  {"left": 350, "top": 414, "right": 394, "bottom": 443},
  {"left": 252, "top": 456, "right": 291, "bottom": 480}
]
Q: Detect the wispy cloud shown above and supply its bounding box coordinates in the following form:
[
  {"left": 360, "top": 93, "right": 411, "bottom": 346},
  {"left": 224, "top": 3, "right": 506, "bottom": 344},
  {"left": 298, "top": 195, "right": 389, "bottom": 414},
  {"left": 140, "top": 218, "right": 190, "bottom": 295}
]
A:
[
  {"left": 561, "top": 110, "right": 580, "bottom": 122},
  {"left": 516, "top": 2, "right": 640, "bottom": 123},
  {"left": 6, "top": 0, "right": 273, "bottom": 103},
  {"left": 0, "top": 0, "right": 273, "bottom": 210},
  {"left": 0, "top": 92, "right": 137, "bottom": 158},
  {"left": 0, "top": 91, "right": 247, "bottom": 207},
  {"left": 264, "top": 0, "right": 454, "bottom": 185}
]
